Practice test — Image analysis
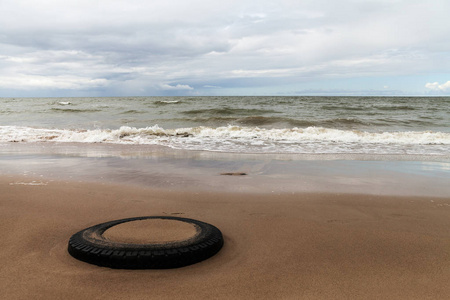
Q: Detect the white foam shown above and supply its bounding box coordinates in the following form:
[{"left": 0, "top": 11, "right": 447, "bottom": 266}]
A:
[
  {"left": 1, "top": 125, "right": 449, "bottom": 155},
  {"left": 10, "top": 181, "right": 48, "bottom": 186}
]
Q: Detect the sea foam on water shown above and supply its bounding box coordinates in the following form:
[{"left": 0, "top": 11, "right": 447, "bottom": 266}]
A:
[
  {"left": 1, "top": 96, "right": 449, "bottom": 155},
  {"left": 1, "top": 125, "right": 449, "bottom": 155}
]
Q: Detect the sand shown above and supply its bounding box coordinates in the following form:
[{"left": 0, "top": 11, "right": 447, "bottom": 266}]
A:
[
  {"left": 1, "top": 175, "right": 450, "bottom": 299},
  {"left": 103, "top": 218, "right": 199, "bottom": 244}
]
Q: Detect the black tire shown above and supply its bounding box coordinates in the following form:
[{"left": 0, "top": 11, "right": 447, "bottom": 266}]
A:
[{"left": 68, "top": 216, "right": 224, "bottom": 269}]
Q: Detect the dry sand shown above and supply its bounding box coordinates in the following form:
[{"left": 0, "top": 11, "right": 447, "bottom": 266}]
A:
[
  {"left": 103, "top": 218, "right": 199, "bottom": 244},
  {"left": 1, "top": 175, "right": 450, "bottom": 299}
]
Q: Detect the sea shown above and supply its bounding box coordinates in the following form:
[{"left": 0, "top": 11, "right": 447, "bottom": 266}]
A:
[{"left": 1, "top": 96, "right": 449, "bottom": 156}]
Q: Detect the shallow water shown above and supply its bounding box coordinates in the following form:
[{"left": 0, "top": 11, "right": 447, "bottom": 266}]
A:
[{"left": 1, "top": 142, "right": 449, "bottom": 197}]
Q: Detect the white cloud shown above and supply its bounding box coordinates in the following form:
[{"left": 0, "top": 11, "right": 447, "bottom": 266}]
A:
[
  {"left": 0, "top": 74, "right": 108, "bottom": 90},
  {"left": 159, "top": 84, "right": 194, "bottom": 91},
  {"left": 425, "top": 81, "right": 450, "bottom": 91}
]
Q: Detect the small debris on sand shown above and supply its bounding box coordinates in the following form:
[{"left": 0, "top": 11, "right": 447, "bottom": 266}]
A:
[{"left": 220, "top": 172, "right": 247, "bottom": 176}]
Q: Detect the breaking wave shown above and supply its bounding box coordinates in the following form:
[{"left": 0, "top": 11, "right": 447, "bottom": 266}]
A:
[
  {"left": 154, "top": 100, "right": 182, "bottom": 105},
  {"left": 1, "top": 125, "right": 449, "bottom": 155}
]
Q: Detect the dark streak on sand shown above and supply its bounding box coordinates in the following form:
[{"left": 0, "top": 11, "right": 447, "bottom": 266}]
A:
[{"left": 220, "top": 172, "right": 247, "bottom": 176}]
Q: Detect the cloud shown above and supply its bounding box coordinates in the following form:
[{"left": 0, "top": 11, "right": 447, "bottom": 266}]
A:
[
  {"left": 425, "top": 81, "right": 450, "bottom": 91},
  {"left": 0, "top": 74, "right": 108, "bottom": 90},
  {"left": 1, "top": 0, "right": 450, "bottom": 95},
  {"left": 159, "top": 84, "right": 194, "bottom": 91}
]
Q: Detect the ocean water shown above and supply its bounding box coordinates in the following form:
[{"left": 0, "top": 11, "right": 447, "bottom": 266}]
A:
[{"left": 0, "top": 96, "right": 449, "bottom": 155}]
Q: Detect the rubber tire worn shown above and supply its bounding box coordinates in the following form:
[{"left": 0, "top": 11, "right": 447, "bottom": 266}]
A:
[{"left": 68, "top": 216, "right": 224, "bottom": 269}]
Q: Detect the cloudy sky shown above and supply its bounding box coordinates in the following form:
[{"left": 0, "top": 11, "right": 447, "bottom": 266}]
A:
[{"left": 1, "top": 0, "right": 449, "bottom": 97}]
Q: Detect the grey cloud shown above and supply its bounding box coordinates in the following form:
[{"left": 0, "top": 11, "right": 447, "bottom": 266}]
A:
[{"left": 1, "top": 0, "right": 450, "bottom": 95}]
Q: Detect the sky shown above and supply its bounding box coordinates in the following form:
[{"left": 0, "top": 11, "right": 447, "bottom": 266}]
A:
[{"left": 1, "top": 0, "right": 450, "bottom": 97}]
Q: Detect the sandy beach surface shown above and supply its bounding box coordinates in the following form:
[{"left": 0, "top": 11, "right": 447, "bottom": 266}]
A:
[{"left": 1, "top": 174, "right": 450, "bottom": 299}]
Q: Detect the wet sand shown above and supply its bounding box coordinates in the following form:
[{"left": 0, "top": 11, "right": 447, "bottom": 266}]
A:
[
  {"left": 1, "top": 175, "right": 450, "bottom": 299},
  {"left": 2, "top": 142, "right": 450, "bottom": 197}
]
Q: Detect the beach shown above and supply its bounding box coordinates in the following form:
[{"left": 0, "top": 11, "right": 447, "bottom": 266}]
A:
[
  {"left": 1, "top": 0, "right": 450, "bottom": 292},
  {"left": 1, "top": 146, "right": 450, "bottom": 299},
  {"left": 1, "top": 96, "right": 449, "bottom": 298}
]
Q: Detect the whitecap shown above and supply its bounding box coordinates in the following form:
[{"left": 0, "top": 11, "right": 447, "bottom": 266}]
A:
[{"left": 0, "top": 125, "right": 449, "bottom": 155}]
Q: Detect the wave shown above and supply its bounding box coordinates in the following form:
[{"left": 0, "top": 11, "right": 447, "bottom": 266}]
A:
[
  {"left": 321, "top": 105, "right": 367, "bottom": 111},
  {"left": 375, "top": 105, "right": 416, "bottom": 111},
  {"left": 50, "top": 101, "right": 72, "bottom": 106},
  {"left": 1, "top": 125, "right": 449, "bottom": 155},
  {"left": 234, "top": 116, "right": 315, "bottom": 127},
  {"left": 120, "top": 110, "right": 146, "bottom": 114},
  {"left": 50, "top": 108, "right": 102, "bottom": 113},
  {"left": 167, "top": 115, "right": 365, "bottom": 128},
  {"left": 322, "top": 105, "right": 416, "bottom": 111},
  {"left": 319, "top": 118, "right": 369, "bottom": 127},
  {"left": 195, "top": 115, "right": 368, "bottom": 128},
  {"left": 154, "top": 100, "right": 181, "bottom": 105},
  {"left": 182, "top": 116, "right": 315, "bottom": 127},
  {"left": 182, "top": 108, "right": 280, "bottom": 116}
]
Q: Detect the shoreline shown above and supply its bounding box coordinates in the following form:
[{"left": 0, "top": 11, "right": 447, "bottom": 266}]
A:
[
  {"left": 2, "top": 141, "right": 450, "bottom": 161},
  {"left": 1, "top": 176, "right": 449, "bottom": 299},
  {"left": 1, "top": 142, "right": 450, "bottom": 197}
]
